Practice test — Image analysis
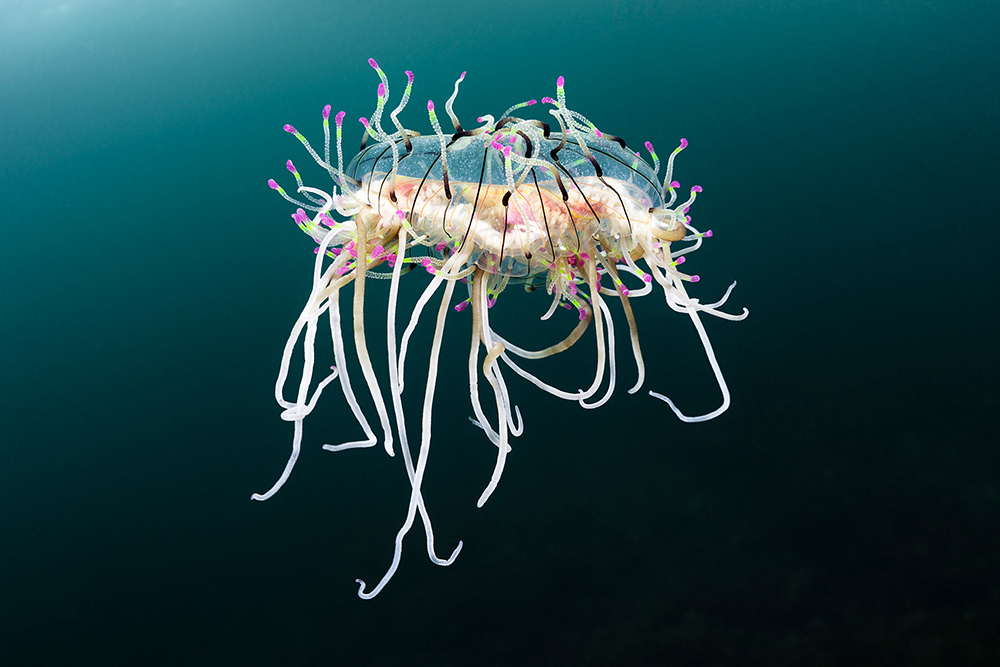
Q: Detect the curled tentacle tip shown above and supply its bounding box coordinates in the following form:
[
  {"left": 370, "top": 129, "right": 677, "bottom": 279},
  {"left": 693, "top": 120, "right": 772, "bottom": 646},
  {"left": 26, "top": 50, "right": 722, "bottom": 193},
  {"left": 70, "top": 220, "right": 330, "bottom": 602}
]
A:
[
  {"left": 670, "top": 180, "right": 679, "bottom": 189},
  {"left": 680, "top": 138, "right": 688, "bottom": 148},
  {"left": 283, "top": 124, "right": 296, "bottom": 134},
  {"left": 541, "top": 96, "right": 555, "bottom": 104},
  {"left": 692, "top": 185, "right": 703, "bottom": 193},
  {"left": 335, "top": 110, "right": 346, "bottom": 124},
  {"left": 322, "top": 105, "right": 331, "bottom": 119},
  {"left": 267, "top": 179, "right": 278, "bottom": 189},
  {"left": 359, "top": 117, "right": 369, "bottom": 127},
  {"left": 405, "top": 70, "right": 414, "bottom": 82}
]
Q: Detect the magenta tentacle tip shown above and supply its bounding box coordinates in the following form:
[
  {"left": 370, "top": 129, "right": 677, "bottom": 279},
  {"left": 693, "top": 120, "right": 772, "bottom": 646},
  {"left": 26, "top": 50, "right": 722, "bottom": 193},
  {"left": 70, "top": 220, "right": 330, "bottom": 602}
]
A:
[
  {"left": 526, "top": 99, "right": 537, "bottom": 106},
  {"left": 690, "top": 275, "right": 701, "bottom": 283},
  {"left": 427, "top": 100, "right": 435, "bottom": 111},
  {"left": 541, "top": 96, "right": 555, "bottom": 105},
  {"left": 335, "top": 110, "right": 346, "bottom": 125},
  {"left": 359, "top": 117, "right": 369, "bottom": 127},
  {"left": 322, "top": 105, "right": 331, "bottom": 119},
  {"left": 556, "top": 76, "right": 565, "bottom": 87},
  {"left": 406, "top": 71, "right": 414, "bottom": 83},
  {"left": 377, "top": 82, "right": 386, "bottom": 98},
  {"left": 670, "top": 180, "right": 680, "bottom": 189},
  {"left": 283, "top": 124, "right": 296, "bottom": 134},
  {"left": 368, "top": 58, "right": 378, "bottom": 69},
  {"left": 645, "top": 141, "right": 654, "bottom": 151},
  {"left": 692, "top": 185, "right": 703, "bottom": 193},
  {"left": 286, "top": 160, "right": 296, "bottom": 172},
  {"left": 704, "top": 230, "right": 714, "bottom": 237},
  {"left": 679, "top": 138, "right": 688, "bottom": 148},
  {"left": 267, "top": 179, "right": 278, "bottom": 189},
  {"left": 460, "top": 71, "right": 466, "bottom": 79}
]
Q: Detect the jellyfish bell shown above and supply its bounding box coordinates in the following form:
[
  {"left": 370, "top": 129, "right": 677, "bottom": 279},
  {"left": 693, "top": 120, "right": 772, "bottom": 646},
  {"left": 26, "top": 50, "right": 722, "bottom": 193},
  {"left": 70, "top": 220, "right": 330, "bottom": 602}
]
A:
[{"left": 255, "top": 58, "right": 747, "bottom": 598}]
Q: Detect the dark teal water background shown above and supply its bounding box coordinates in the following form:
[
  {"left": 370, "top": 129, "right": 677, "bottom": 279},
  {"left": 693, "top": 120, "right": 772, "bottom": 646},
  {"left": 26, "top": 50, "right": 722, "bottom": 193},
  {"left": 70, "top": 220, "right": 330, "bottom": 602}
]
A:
[{"left": 1, "top": 0, "right": 998, "bottom": 664}]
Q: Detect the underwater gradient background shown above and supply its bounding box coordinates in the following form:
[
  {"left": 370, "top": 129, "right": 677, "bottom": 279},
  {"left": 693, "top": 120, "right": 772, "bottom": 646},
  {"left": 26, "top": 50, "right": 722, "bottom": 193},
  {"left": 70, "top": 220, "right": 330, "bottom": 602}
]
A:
[{"left": 1, "top": 0, "right": 998, "bottom": 664}]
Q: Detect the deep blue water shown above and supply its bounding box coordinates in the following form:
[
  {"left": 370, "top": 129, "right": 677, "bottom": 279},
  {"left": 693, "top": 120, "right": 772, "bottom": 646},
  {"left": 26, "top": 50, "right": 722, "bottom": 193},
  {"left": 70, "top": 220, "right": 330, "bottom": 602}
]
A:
[{"left": 1, "top": 1, "right": 998, "bottom": 664}]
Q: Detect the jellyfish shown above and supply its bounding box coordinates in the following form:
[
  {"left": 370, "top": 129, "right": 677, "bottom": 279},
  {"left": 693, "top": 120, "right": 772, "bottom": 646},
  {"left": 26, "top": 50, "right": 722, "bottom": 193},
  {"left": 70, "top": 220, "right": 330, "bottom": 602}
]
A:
[{"left": 254, "top": 59, "right": 747, "bottom": 598}]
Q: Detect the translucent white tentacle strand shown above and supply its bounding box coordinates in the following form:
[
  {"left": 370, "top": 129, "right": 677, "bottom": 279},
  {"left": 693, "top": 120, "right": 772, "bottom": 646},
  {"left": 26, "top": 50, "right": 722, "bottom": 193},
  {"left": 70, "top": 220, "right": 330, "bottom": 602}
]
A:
[
  {"left": 351, "top": 213, "right": 395, "bottom": 457},
  {"left": 252, "top": 223, "right": 342, "bottom": 501},
  {"left": 646, "top": 260, "right": 744, "bottom": 422},
  {"left": 648, "top": 302, "right": 732, "bottom": 422},
  {"left": 322, "top": 287, "right": 378, "bottom": 451},
  {"left": 356, "top": 279, "right": 462, "bottom": 599},
  {"left": 475, "top": 273, "right": 512, "bottom": 507},
  {"left": 385, "top": 228, "right": 462, "bottom": 566}
]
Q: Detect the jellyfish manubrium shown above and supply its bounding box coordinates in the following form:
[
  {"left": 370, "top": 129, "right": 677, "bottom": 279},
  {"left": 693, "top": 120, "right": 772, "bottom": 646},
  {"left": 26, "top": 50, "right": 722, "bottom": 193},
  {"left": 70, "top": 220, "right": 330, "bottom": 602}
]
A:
[{"left": 254, "top": 59, "right": 747, "bottom": 599}]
